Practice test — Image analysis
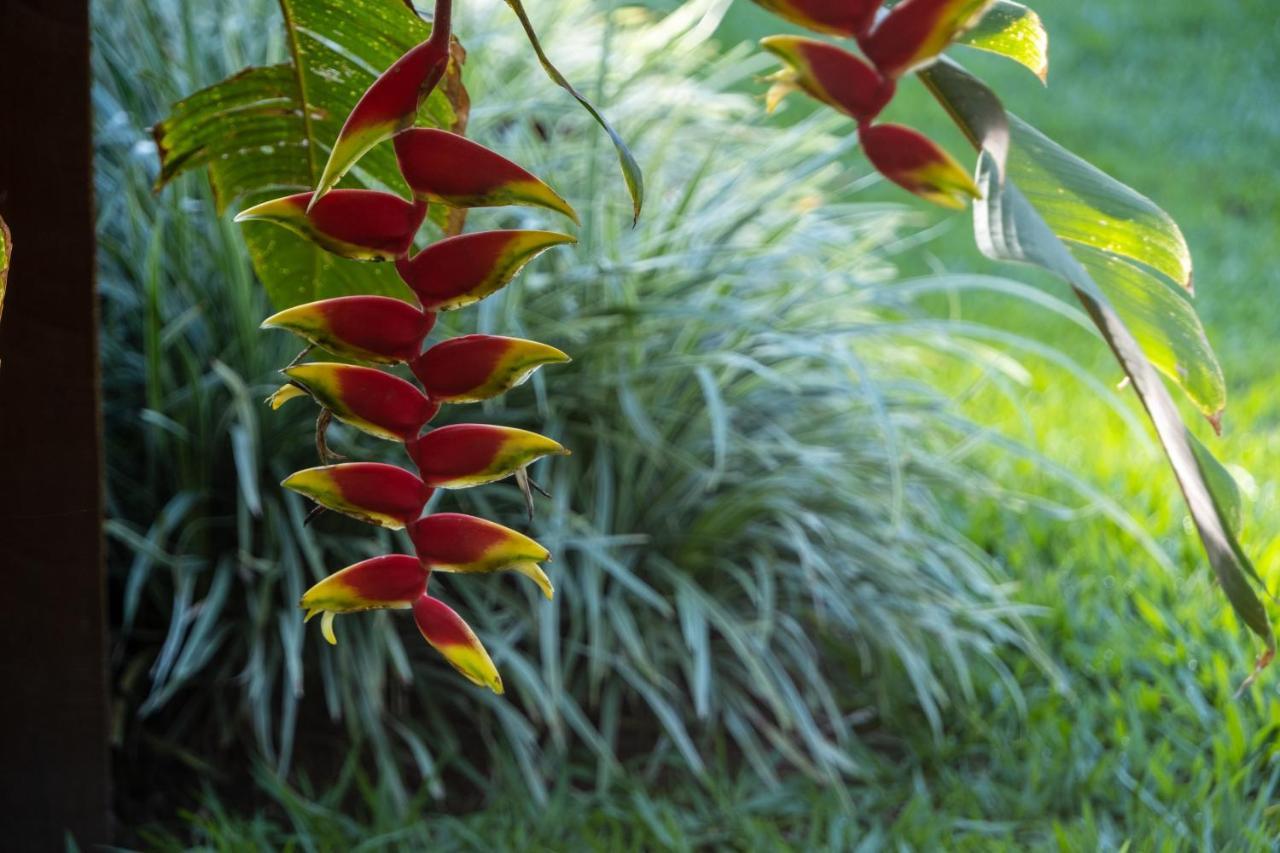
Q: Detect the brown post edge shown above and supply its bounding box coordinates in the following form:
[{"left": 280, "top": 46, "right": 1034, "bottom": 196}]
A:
[{"left": 0, "top": 1, "right": 111, "bottom": 848}]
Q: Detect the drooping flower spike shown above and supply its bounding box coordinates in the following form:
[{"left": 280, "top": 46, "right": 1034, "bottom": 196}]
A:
[
  {"left": 411, "top": 334, "right": 570, "bottom": 403},
  {"left": 301, "top": 554, "right": 428, "bottom": 645},
  {"left": 413, "top": 594, "right": 503, "bottom": 694},
  {"left": 235, "top": 190, "right": 427, "bottom": 261},
  {"left": 749, "top": 0, "right": 881, "bottom": 38},
  {"left": 279, "top": 362, "right": 440, "bottom": 441},
  {"left": 760, "top": 36, "right": 895, "bottom": 122},
  {"left": 410, "top": 512, "right": 554, "bottom": 599},
  {"left": 283, "top": 462, "right": 433, "bottom": 529},
  {"left": 394, "top": 129, "right": 578, "bottom": 222},
  {"left": 394, "top": 229, "right": 576, "bottom": 311},
  {"left": 262, "top": 296, "right": 436, "bottom": 364},
  {"left": 860, "top": 0, "right": 995, "bottom": 79},
  {"left": 860, "top": 123, "right": 980, "bottom": 209},
  {"left": 405, "top": 424, "right": 568, "bottom": 490},
  {"left": 309, "top": 0, "right": 454, "bottom": 207}
]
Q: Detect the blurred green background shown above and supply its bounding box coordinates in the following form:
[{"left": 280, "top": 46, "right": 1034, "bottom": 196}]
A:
[{"left": 94, "top": 0, "right": 1280, "bottom": 848}]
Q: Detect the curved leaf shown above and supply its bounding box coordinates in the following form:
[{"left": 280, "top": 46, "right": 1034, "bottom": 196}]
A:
[
  {"left": 153, "top": 0, "right": 466, "bottom": 308},
  {"left": 502, "top": 0, "right": 644, "bottom": 224},
  {"left": 955, "top": 0, "right": 1048, "bottom": 82},
  {"left": 920, "top": 60, "right": 1272, "bottom": 669}
]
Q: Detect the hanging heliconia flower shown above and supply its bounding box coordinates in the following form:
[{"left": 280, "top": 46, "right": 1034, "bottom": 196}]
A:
[
  {"left": 755, "top": 0, "right": 992, "bottom": 209},
  {"left": 242, "top": 0, "right": 593, "bottom": 695}
]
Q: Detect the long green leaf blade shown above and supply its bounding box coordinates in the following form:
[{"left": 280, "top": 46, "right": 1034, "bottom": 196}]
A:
[
  {"left": 920, "top": 60, "right": 1273, "bottom": 668},
  {"left": 503, "top": 0, "right": 645, "bottom": 224}
]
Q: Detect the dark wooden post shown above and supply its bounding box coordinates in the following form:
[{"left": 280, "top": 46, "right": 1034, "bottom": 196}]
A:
[{"left": 0, "top": 1, "right": 111, "bottom": 848}]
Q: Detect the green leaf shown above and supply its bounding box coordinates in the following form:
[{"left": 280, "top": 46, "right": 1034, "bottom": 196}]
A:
[
  {"left": 502, "top": 0, "right": 645, "bottom": 224},
  {"left": 919, "top": 59, "right": 1222, "bottom": 422},
  {"left": 154, "top": 0, "right": 461, "bottom": 308},
  {"left": 920, "top": 60, "right": 1273, "bottom": 665},
  {"left": 0, "top": 214, "right": 9, "bottom": 326},
  {"left": 956, "top": 1, "right": 1048, "bottom": 82}
]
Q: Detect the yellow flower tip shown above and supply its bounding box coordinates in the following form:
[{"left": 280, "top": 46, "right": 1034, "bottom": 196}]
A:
[
  {"left": 234, "top": 196, "right": 301, "bottom": 224},
  {"left": 303, "top": 606, "right": 320, "bottom": 622},
  {"left": 321, "top": 610, "right": 338, "bottom": 645},
  {"left": 489, "top": 674, "right": 505, "bottom": 695},
  {"left": 266, "top": 383, "right": 307, "bottom": 410},
  {"left": 513, "top": 561, "right": 555, "bottom": 600}
]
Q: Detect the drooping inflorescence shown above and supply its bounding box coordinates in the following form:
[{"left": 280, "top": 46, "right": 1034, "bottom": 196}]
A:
[
  {"left": 757, "top": 0, "right": 992, "bottom": 209},
  {"left": 236, "top": 0, "right": 577, "bottom": 695}
]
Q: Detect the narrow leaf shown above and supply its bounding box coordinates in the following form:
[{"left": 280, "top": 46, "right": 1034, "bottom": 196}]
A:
[{"left": 502, "top": 0, "right": 644, "bottom": 223}]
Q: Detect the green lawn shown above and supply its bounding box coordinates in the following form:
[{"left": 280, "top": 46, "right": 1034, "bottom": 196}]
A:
[{"left": 158, "top": 1, "right": 1280, "bottom": 847}]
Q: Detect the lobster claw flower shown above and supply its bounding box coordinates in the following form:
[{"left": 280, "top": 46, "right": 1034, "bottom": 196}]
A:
[
  {"left": 860, "top": 123, "right": 980, "bottom": 209},
  {"left": 750, "top": 0, "right": 881, "bottom": 37},
  {"left": 410, "top": 334, "right": 570, "bottom": 403},
  {"left": 283, "top": 462, "right": 433, "bottom": 529},
  {"left": 235, "top": 190, "right": 427, "bottom": 261},
  {"left": 760, "top": 36, "right": 895, "bottom": 122},
  {"left": 281, "top": 362, "right": 440, "bottom": 441},
  {"left": 413, "top": 594, "right": 503, "bottom": 693},
  {"left": 410, "top": 512, "right": 553, "bottom": 598},
  {"left": 861, "top": 0, "right": 996, "bottom": 78},
  {"left": 393, "top": 129, "right": 578, "bottom": 222},
  {"left": 301, "top": 554, "right": 428, "bottom": 645},
  {"left": 262, "top": 296, "right": 436, "bottom": 364},
  {"left": 394, "top": 230, "right": 575, "bottom": 312},
  {"left": 405, "top": 424, "right": 568, "bottom": 490},
  {"left": 311, "top": 26, "right": 453, "bottom": 207}
]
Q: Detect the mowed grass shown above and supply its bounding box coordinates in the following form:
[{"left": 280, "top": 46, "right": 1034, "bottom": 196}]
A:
[
  {"left": 155, "top": 1, "right": 1280, "bottom": 848},
  {"left": 714, "top": 0, "right": 1280, "bottom": 846}
]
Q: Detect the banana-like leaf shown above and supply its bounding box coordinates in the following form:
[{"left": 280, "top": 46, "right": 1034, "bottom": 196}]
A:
[
  {"left": 955, "top": 0, "right": 1048, "bottom": 81},
  {"left": 502, "top": 0, "right": 644, "bottom": 224},
  {"left": 0, "top": 214, "right": 9, "bottom": 326},
  {"left": 923, "top": 62, "right": 1223, "bottom": 423},
  {"left": 920, "top": 60, "right": 1273, "bottom": 671},
  {"left": 153, "top": 0, "right": 467, "bottom": 308}
]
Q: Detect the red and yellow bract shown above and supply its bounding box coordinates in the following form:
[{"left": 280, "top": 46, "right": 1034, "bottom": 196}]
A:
[
  {"left": 406, "top": 424, "right": 568, "bottom": 489},
  {"left": 860, "top": 0, "right": 996, "bottom": 78},
  {"left": 281, "top": 362, "right": 440, "bottom": 441},
  {"left": 395, "top": 229, "right": 576, "bottom": 312},
  {"left": 262, "top": 296, "right": 435, "bottom": 364},
  {"left": 235, "top": 190, "right": 426, "bottom": 261},
  {"left": 413, "top": 595, "right": 503, "bottom": 694},
  {"left": 301, "top": 555, "right": 428, "bottom": 645},
  {"left": 749, "top": 0, "right": 881, "bottom": 38},
  {"left": 394, "top": 128, "right": 578, "bottom": 222},
  {"left": 760, "top": 36, "right": 895, "bottom": 122},
  {"left": 410, "top": 512, "right": 554, "bottom": 599},
  {"left": 283, "top": 463, "right": 432, "bottom": 529},
  {"left": 411, "top": 334, "right": 569, "bottom": 403},
  {"left": 860, "top": 123, "right": 980, "bottom": 209}
]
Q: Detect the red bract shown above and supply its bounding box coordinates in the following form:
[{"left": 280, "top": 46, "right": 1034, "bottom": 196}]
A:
[
  {"left": 410, "top": 512, "right": 553, "bottom": 598},
  {"left": 750, "top": 0, "right": 881, "bottom": 37},
  {"left": 281, "top": 362, "right": 440, "bottom": 441},
  {"left": 411, "top": 334, "right": 569, "bottom": 403},
  {"left": 413, "top": 594, "right": 503, "bottom": 693},
  {"left": 860, "top": 123, "right": 980, "bottom": 209},
  {"left": 394, "top": 129, "right": 578, "bottom": 222},
  {"left": 235, "top": 190, "right": 426, "bottom": 261},
  {"left": 262, "top": 295, "right": 436, "bottom": 364},
  {"left": 760, "top": 36, "right": 895, "bottom": 122},
  {"left": 310, "top": 0, "right": 454, "bottom": 206},
  {"left": 394, "top": 229, "right": 575, "bottom": 312},
  {"left": 405, "top": 424, "right": 568, "bottom": 489},
  {"left": 282, "top": 462, "right": 433, "bottom": 529},
  {"left": 861, "top": 0, "right": 995, "bottom": 78},
  {"left": 301, "top": 554, "right": 428, "bottom": 645}
]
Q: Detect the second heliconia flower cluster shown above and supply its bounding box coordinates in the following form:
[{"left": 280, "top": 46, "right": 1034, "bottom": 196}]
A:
[
  {"left": 234, "top": 0, "right": 576, "bottom": 695},
  {"left": 756, "top": 0, "right": 991, "bottom": 209}
]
